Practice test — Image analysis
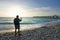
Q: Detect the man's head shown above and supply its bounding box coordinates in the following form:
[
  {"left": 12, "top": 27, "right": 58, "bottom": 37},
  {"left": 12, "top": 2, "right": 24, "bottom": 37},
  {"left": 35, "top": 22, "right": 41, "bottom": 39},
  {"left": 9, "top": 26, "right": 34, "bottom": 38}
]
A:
[{"left": 16, "top": 15, "right": 19, "bottom": 18}]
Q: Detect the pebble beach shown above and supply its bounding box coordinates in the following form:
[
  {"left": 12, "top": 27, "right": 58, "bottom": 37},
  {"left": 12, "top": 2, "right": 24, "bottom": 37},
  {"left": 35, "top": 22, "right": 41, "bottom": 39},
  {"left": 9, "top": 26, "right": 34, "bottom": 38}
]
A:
[{"left": 0, "top": 21, "right": 60, "bottom": 40}]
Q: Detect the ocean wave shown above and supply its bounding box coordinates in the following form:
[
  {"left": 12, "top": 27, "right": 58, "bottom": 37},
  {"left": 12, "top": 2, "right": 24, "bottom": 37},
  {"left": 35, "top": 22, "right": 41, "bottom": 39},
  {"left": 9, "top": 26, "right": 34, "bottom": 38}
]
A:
[
  {"left": 0, "top": 23, "right": 36, "bottom": 24},
  {"left": 0, "top": 20, "right": 60, "bottom": 31}
]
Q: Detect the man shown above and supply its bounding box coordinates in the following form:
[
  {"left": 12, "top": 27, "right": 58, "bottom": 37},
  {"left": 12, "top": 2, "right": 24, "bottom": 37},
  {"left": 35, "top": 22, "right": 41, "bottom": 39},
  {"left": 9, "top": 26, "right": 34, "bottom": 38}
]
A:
[{"left": 14, "top": 15, "right": 22, "bottom": 36}]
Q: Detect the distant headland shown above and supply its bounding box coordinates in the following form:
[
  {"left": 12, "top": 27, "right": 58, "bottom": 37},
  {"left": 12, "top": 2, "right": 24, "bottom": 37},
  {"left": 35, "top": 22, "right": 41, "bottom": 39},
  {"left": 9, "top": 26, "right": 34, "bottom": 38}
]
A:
[{"left": 33, "top": 15, "right": 60, "bottom": 18}]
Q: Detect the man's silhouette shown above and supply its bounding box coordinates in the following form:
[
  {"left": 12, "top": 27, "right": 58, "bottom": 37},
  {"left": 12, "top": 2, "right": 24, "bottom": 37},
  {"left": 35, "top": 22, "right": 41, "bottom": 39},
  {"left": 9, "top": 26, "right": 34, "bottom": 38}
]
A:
[{"left": 14, "top": 15, "right": 22, "bottom": 36}]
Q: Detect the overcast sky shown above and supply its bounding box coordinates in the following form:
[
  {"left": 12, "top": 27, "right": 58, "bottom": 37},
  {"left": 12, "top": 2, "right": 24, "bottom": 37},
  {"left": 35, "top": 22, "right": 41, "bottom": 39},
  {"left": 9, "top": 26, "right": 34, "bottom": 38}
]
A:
[{"left": 0, "top": 0, "right": 60, "bottom": 17}]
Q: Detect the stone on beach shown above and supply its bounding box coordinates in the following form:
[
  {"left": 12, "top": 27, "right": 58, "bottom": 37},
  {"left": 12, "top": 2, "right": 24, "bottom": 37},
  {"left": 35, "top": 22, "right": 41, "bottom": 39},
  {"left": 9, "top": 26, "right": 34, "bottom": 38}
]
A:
[{"left": 0, "top": 23, "right": 60, "bottom": 40}]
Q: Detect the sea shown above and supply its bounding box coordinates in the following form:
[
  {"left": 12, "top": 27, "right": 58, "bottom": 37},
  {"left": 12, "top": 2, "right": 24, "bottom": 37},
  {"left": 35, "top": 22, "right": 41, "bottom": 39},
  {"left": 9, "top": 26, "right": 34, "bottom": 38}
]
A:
[{"left": 0, "top": 17, "right": 60, "bottom": 31}]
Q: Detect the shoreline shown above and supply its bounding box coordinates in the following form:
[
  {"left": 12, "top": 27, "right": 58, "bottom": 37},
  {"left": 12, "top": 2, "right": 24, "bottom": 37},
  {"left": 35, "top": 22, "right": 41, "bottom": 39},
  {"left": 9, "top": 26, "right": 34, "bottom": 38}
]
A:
[
  {"left": 0, "top": 20, "right": 60, "bottom": 33},
  {"left": 0, "top": 21, "right": 60, "bottom": 40},
  {"left": 0, "top": 22, "right": 60, "bottom": 40}
]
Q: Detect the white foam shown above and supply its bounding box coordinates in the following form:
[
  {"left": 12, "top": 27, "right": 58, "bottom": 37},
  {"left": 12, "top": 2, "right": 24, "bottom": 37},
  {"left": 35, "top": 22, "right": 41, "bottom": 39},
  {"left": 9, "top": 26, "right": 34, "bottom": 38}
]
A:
[
  {"left": 0, "top": 20, "right": 60, "bottom": 32},
  {"left": 44, "top": 20, "right": 60, "bottom": 26},
  {"left": 20, "top": 23, "right": 45, "bottom": 31}
]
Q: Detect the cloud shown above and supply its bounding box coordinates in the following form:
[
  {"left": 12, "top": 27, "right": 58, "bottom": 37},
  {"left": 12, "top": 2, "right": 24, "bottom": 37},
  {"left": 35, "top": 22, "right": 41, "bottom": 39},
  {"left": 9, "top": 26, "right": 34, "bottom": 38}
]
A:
[
  {"left": 0, "top": 2, "right": 60, "bottom": 17},
  {"left": 24, "top": 7, "right": 60, "bottom": 16}
]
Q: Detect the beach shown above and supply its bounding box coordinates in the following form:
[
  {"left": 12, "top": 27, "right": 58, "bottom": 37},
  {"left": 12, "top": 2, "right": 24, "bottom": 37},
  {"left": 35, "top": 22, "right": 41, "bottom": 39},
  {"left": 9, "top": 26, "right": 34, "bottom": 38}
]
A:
[
  {"left": 0, "top": 21, "right": 60, "bottom": 40},
  {"left": 0, "top": 0, "right": 60, "bottom": 40}
]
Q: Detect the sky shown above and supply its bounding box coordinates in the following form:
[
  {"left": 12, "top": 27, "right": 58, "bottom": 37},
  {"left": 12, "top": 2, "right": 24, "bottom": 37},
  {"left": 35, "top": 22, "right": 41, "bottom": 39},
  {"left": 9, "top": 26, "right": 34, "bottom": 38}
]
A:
[{"left": 0, "top": 0, "right": 60, "bottom": 17}]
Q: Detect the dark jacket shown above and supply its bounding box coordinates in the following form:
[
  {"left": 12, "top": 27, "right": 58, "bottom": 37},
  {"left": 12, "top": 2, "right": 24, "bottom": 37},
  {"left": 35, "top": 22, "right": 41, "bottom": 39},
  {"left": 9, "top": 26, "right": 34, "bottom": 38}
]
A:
[{"left": 14, "top": 18, "right": 22, "bottom": 25}]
